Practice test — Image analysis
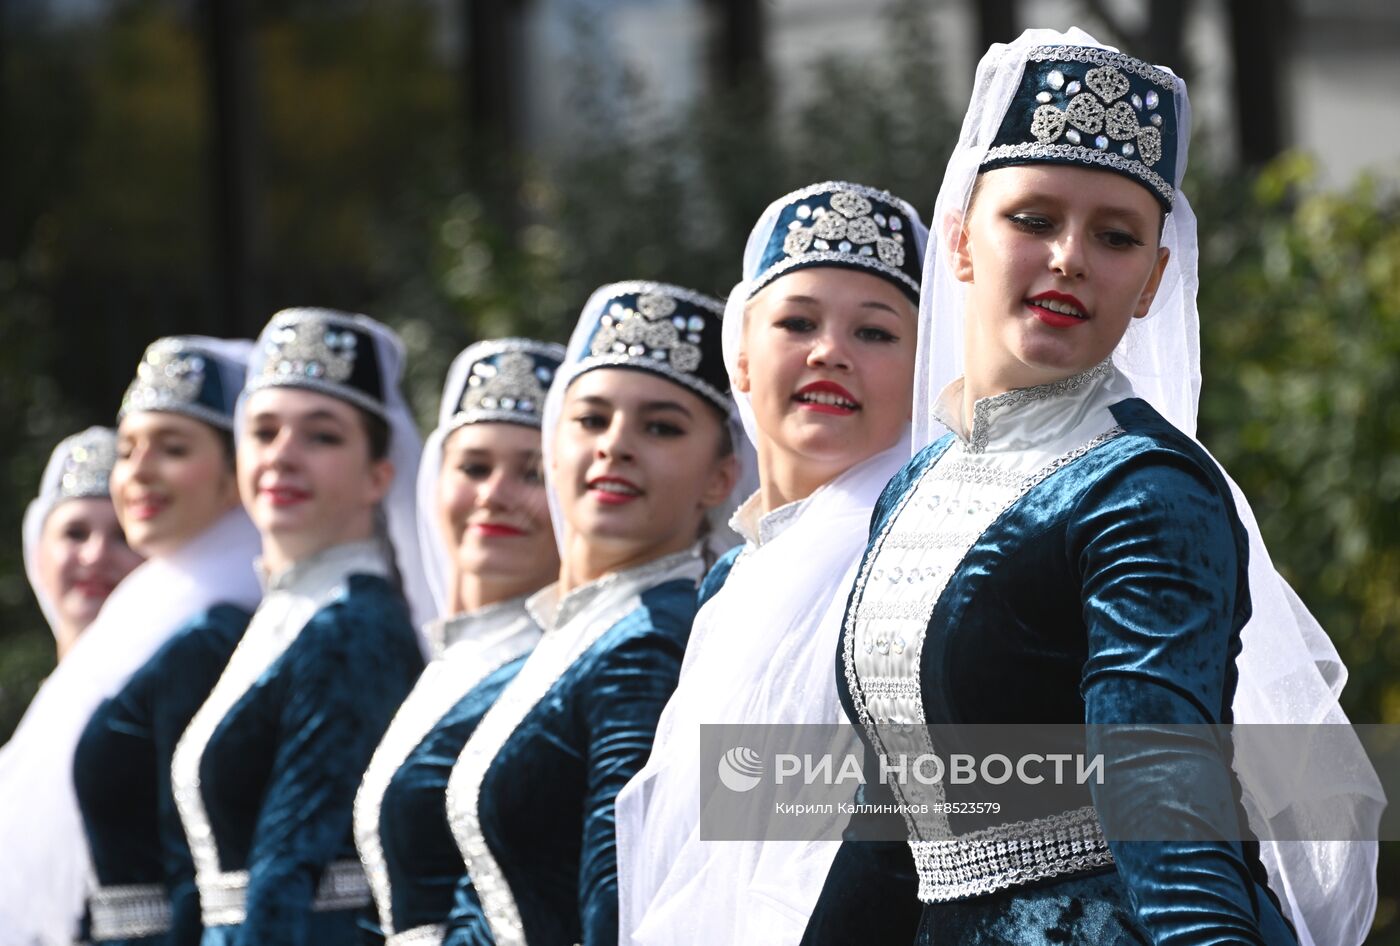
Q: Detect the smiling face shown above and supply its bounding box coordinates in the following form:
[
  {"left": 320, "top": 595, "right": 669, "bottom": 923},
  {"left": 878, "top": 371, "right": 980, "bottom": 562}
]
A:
[
  {"left": 238, "top": 387, "right": 393, "bottom": 567},
  {"left": 953, "top": 164, "right": 1170, "bottom": 394},
  {"left": 438, "top": 421, "right": 558, "bottom": 609},
  {"left": 36, "top": 497, "right": 144, "bottom": 655},
  {"left": 736, "top": 267, "right": 916, "bottom": 504},
  {"left": 113, "top": 412, "right": 240, "bottom": 559},
  {"left": 552, "top": 368, "right": 738, "bottom": 580}
]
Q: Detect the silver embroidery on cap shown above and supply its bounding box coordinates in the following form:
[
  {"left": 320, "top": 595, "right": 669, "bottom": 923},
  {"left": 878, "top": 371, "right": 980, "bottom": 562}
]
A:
[
  {"left": 589, "top": 292, "right": 702, "bottom": 374},
  {"left": 120, "top": 339, "right": 231, "bottom": 428},
  {"left": 260, "top": 315, "right": 358, "bottom": 384},
  {"left": 56, "top": 429, "right": 116, "bottom": 501},
  {"left": 458, "top": 351, "right": 551, "bottom": 425}
]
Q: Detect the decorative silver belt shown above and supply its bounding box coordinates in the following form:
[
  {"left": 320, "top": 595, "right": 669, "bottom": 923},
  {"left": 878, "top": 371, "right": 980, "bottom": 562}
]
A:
[
  {"left": 89, "top": 883, "right": 171, "bottom": 939},
  {"left": 387, "top": 924, "right": 446, "bottom": 946},
  {"left": 200, "top": 858, "right": 372, "bottom": 927},
  {"left": 912, "top": 805, "right": 1115, "bottom": 902}
]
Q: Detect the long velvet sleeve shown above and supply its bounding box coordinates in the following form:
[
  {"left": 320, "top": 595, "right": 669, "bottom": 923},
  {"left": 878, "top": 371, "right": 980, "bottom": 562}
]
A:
[
  {"left": 237, "top": 596, "right": 423, "bottom": 946},
  {"left": 153, "top": 607, "right": 251, "bottom": 946},
  {"left": 577, "top": 616, "right": 688, "bottom": 946},
  {"left": 1074, "top": 455, "right": 1294, "bottom": 946}
]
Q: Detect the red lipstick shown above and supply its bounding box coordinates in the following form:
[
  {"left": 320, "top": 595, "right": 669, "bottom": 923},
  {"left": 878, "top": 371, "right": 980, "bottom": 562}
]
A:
[
  {"left": 474, "top": 523, "right": 525, "bottom": 537},
  {"left": 588, "top": 475, "right": 643, "bottom": 506},
  {"left": 1026, "top": 291, "right": 1090, "bottom": 329}
]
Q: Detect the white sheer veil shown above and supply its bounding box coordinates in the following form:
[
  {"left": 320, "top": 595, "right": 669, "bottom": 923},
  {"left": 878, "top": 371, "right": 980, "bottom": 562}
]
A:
[
  {"left": 918, "top": 27, "right": 1382, "bottom": 946},
  {"left": 615, "top": 188, "right": 928, "bottom": 946},
  {"left": 0, "top": 338, "right": 263, "bottom": 946}
]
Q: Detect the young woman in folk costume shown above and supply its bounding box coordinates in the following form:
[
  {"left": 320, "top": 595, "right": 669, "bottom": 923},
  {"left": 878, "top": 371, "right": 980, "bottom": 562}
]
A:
[
  {"left": 441, "top": 282, "right": 748, "bottom": 946},
  {"left": 170, "top": 309, "right": 432, "bottom": 945},
  {"left": 0, "top": 339, "right": 262, "bottom": 946},
  {"left": 354, "top": 339, "right": 564, "bottom": 945},
  {"left": 615, "top": 181, "right": 928, "bottom": 946},
  {"left": 23, "top": 427, "right": 143, "bottom": 663},
  {"left": 811, "top": 27, "right": 1381, "bottom": 946}
]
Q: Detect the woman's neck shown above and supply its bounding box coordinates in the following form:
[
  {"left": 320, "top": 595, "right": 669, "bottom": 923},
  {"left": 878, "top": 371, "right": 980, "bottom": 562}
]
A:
[
  {"left": 260, "top": 518, "right": 375, "bottom": 578},
  {"left": 755, "top": 440, "right": 838, "bottom": 514},
  {"left": 452, "top": 572, "right": 539, "bottom": 614},
  {"left": 557, "top": 529, "right": 693, "bottom": 597}
]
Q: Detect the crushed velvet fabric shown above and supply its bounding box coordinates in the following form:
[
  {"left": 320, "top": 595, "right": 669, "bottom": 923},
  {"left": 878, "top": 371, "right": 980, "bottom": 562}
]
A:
[
  {"left": 74, "top": 605, "right": 252, "bottom": 946},
  {"left": 823, "top": 397, "right": 1297, "bottom": 945},
  {"left": 198, "top": 576, "right": 423, "bottom": 946},
  {"left": 445, "top": 580, "right": 697, "bottom": 946},
  {"left": 365, "top": 653, "right": 530, "bottom": 941}
]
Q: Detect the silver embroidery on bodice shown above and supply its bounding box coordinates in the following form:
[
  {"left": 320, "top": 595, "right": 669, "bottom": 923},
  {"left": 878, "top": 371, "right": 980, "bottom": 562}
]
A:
[
  {"left": 171, "top": 541, "right": 389, "bottom": 927},
  {"left": 843, "top": 363, "right": 1128, "bottom": 901},
  {"left": 354, "top": 597, "right": 541, "bottom": 938},
  {"left": 445, "top": 548, "right": 705, "bottom": 946}
]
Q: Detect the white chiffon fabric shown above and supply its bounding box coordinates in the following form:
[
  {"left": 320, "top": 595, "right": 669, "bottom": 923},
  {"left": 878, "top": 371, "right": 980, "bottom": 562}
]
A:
[
  {"left": 917, "top": 27, "right": 1382, "bottom": 946},
  {"left": 540, "top": 284, "right": 758, "bottom": 564},
  {"left": 239, "top": 309, "right": 435, "bottom": 638},
  {"left": 0, "top": 507, "right": 262, "bottom": 946},
  {"left": 21, "top": 427, "right": 120, "bottom": 636},
  {"left": 615, "top": 191, "right": 929, "bottom": 946}
]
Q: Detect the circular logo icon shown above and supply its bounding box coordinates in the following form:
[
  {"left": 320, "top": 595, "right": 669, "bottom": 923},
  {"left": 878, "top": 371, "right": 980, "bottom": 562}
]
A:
[{"left": 717, "top": 746, "right": 764, "bottom": 793}]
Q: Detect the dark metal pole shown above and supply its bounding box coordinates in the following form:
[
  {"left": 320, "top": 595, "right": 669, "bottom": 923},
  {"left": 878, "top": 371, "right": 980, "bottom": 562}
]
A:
[
  {"left": 1228, "top": 0, "right": 1290, "bottom": 166},
  {"left": 199, "top": 0, "right": 259, "bottom": 336},
  {"left": 976, "top": 0, "right": 1019, "bottom": 53}
]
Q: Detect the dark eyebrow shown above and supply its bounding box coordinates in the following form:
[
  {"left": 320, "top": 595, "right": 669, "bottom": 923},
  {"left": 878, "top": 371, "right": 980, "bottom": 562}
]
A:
[
  {"left": 860, "top": 300, "right": 904, "bottom": 317},
  {"left": 641, "top": 400, "right": 694, "bottom": 419},
  {"left": 247, "top": 408, "right": 347, "bottom": 426}
]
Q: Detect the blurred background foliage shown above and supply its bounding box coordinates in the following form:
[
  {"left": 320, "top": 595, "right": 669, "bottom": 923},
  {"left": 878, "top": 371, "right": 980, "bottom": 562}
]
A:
[{"left": 1, "top": 0, "right": 1396, "bottom": 937}]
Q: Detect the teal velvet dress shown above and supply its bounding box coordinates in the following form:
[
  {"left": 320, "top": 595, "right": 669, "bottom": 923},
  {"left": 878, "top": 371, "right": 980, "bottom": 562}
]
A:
[
  {"left": 171, "top": 541, "right": 424, "bottom": 946},
  {"left": 810, "top": 363, "right": 1298, "bottom": 946},
  {"left": 443, "top": 548, "right": 705, "bottom": 946},
  {"left": 354, "top": 598, "right": 542, "bottom": 945},
  {"left": 73, "top": 605, "right": 253, "bottom": 946}
]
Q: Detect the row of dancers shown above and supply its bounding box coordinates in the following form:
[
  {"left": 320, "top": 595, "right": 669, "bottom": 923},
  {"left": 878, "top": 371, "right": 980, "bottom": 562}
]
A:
[{"left": 0, "top": 26, "right": 1383, "bottom": 946}]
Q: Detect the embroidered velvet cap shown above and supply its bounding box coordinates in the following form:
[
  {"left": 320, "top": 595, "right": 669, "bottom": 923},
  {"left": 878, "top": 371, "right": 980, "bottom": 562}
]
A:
[
  {"left": 51, "top": 428, "right": 117, "bottom": 501},
  {"left": 245, "top": 308, "right": 391, "bottom": 418},
  {"left": 119, "top": 336, "right": 248, "bottom": 430},
  {"left": 445, "top": 339, "right": 566, "bottom": 431},
  {"left": 982, "top": 45, "right": 1181, "bottom": 209},
  {"left": 750, "top": 181, "right": 923, "bottom": 303},
  {"left": 570, "top": 281, "right": 730, "bottom": 413}
]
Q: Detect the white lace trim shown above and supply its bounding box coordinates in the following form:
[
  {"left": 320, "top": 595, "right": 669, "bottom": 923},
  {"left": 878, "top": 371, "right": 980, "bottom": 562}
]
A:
[
  {"left": 842, "top": 425, "right": 1124, "bottom": 839},
  {"left": 983, "top": 142, "right": 1173, "bottom": 205},
  {"left": 89, "top": 883, "right": 171, "bottom": 939},
  {"left": 1025, "top": 45, "right": 1179, "bottom": 91},
  {"left": 199, "top": 859, "right": 371, "bottom": 927},
  {"left": 911, "top": 805, "right": 1115, "bottom": 902}
]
